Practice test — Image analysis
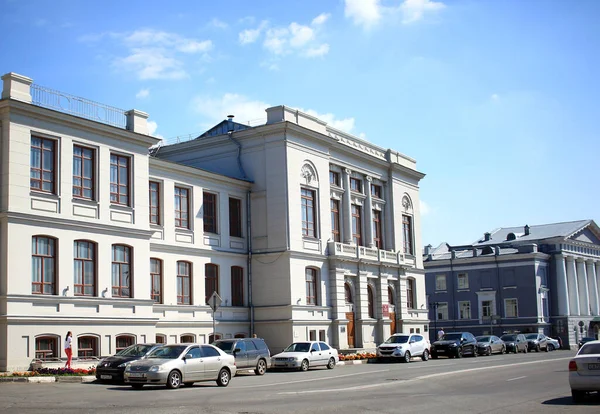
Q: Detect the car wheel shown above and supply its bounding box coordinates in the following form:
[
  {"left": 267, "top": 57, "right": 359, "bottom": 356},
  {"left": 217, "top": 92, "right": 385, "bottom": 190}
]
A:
[
  {"left": 327, "top": 358, "right": 336, "bottom": 369},
  {"left": 472, "top": 347, "right": 478, "bottom": 357},
  {"left": 456, "top": 348, "right": 462, "bottom": 358},
  {"left": 535, "top": 344, "right": 540, "bottom": 352},
  {"left": 422, "top": 350, "right": 429, "bottom": 362},
  {"left": 166, "top": 370, "right": 181, "bottom": 389},
  {"left": 571, "top": 390, "right": 585, "bottom": 404},
  {"left": 501, "top": 346, "right": 506, "bottom": 354},
  {"left": 523, "top": 346, "right": 528, "bottom": 354},
  {"left": 300, "top": 359, "right": 309, "bottom": 372},
  {"left": 486, "top": 346, "right": 492, "bottom": 356},
  {"left": 216, "top": 368, "right": 230, "bottom": 387},
  {"left": 131, "top": 384, "right": 144, "bottom": 390},
  {"left": 403, "top": 351, "right": 411, "bottom": 363},
  {"left": 545, "top": 344, "right": 549, "bottom": 352},
  {"left": 547, "top": 344, "right": 554, "bottom": 352},
  {"left": 255, "top": 359, "right": 267, "bottom": 375}
]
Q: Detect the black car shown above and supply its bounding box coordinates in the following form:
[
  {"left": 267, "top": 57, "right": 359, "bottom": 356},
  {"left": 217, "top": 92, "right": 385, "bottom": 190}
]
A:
[
  {"left": 96, "top": 343, "right": 161, "bottom": 382},
  {"left": 500, "top": 334, "right": 528, "bottom": 353},
  {"left": 212, "top": 338, "right": 271, "bottom": 375},
  {"left": 578, "top": 337, "right": 596, "bottom": 349},
  {"left": 431, "top": 332, "right": 478, "bottom": 359}
]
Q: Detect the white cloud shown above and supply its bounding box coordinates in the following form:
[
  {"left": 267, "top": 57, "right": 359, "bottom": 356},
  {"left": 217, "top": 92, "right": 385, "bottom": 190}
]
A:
[
  {"left": 344, "top": 0, "right": 445, "bottom": 29},
  {"left": 420, "top": 199, "right": 431, "bottom": 216},
  {"left": 209, "top": 18, "right": 228, "bottom": 29},
  {"left": 113, "top": 48, "right": 187, "bottom": 80},
  {"left": 344, "top": 0, "right": 382, "bottom": 30},
  {"left": 312, "top": 13, "right": 330, "bottom": 26},
  {"left": 148, "top": 120, "right": 158, "bottom": 136},
  {"left": 192, "top": 93, "right": 270, "bottom": 126},
  {"left": 136, "top": 88, "right": 150, "bottom": 99},
  {"left": 400, "top": 0, "right": 446, "bottom": 24},
  {"left": 289, "top": 23, "right": 315, "bottom": 48},
  {"left": 301, "top": 108, "right": 355, "bottom": 133},
  {"left": 304, "top": 44, "right": 330, "bottom": 58},
  {"left": 239, "top": 20, "right": 268, "bottom": 45},
  {"left": 264, "top": 28, "right": 289, "bottom": 55}
]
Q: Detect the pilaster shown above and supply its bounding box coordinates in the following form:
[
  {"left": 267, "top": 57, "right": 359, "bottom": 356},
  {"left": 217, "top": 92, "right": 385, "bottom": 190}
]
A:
[
  {"left": 576, "top": 258, "right": 590, "bottom": 316},
  {"left": 587, "top": 260, "right": 600, "bottom": 315},
  {"left": 554, "top": 254, "right": 569, "bottom": 316},
  {"left": 566, "top": 256, "right": 580, "bottom": 315}
]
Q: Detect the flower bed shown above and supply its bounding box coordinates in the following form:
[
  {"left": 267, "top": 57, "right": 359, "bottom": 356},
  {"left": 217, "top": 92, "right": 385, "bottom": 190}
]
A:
[
  {"left": 339, "top": 353, "right": 376, "bottom": 361},
  {"left": 4, "top": 367, "right": 96, "bottom": 377}
]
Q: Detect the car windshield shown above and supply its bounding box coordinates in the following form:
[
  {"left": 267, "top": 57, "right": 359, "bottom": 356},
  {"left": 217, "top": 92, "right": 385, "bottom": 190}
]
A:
[
  {"left": 501, "top": 335, "right": 516, "bottom": 341},
  {"left": 115, "top": 344, "right": 155, "bottom": 357},
  {"left": 578, "top": 343, "right": 600, "bottom": 355},
  {"left": 442, "top": 333, "right": 462, "bottom": 341},
  {"left": 384, "top": 335, "right": 409, "bottom": 344},
  {"left": 284, "top": 343, "right": 311, "bottom": 353},
  {"left": 476, "top": 336, "right": 490, "bottom": 342},
  {"left": 147, "top": 345, "right": 187, "bottom": 359},
  {"left": 213, "top": 342, "right": 234, "bottom": 353},
  {"left": 525, "top": 334, "right": 538, "bottom": 340}
]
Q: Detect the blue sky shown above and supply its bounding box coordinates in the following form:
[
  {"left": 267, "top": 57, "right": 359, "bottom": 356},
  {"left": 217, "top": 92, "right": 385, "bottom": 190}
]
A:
[{"left": 1, "top": 0, "right": 599, "bottom": 247}]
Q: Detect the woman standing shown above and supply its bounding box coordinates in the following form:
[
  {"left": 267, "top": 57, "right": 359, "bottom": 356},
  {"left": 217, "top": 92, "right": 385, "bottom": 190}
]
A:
[{"left": 64, "top": 331, "right": 73, "bottom": 369}]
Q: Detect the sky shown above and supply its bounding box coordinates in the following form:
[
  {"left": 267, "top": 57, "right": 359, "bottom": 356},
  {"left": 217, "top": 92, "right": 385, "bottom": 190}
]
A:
[{"left": 1, "top": 0, "right": 599, "bottom": 248}]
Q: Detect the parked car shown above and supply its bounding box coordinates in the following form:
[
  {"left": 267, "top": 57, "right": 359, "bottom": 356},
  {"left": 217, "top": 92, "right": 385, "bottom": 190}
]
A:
[
  {"left": 475, "top": 335, "right": 506, "bottom": 356},
  {"left": 96, "top": 343, "right": 161, "bottom": 382},
  {"left": 546, "top": 337, "right": 560, "bottom": 351},
  {"left": 500, "top": 334, "right": 528, "bottom": 353},
  {"left": 124, "top": 344, "right": 236, "bottom": 389},
  {"left": 578, "top": 337, "right": 596, "bottom": 349},
  {"left": 376, "top": 334, "right": 430, "bottom": 363},
  {"left": 212, "top": 337, "right": 271, "bottom": 375},
  {"left": 525, "top": 333, "right": 548, "bottom": 352},
  {"left": 271, "top": 341, "right": 339, "bottom": 371},
  {"left": 430, "top": 332, "right": 478, "bottom": 359},
  {"left": 569, "top": 340, "right": 600, "bottom": 403}
]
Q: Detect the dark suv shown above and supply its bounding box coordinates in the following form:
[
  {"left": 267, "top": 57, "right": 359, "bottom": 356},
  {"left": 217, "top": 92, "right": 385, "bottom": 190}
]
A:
[
  {"left": 525, "top": 333, "right": 548, "bottom": 352},
  {"left": 500, "top": 334, "right": 528, "bottom": 353},
  {"left": 212, "top": 338, "right": 271, "bottom": 375},
  {"left": 431, "top": 332, "right": 478, "bottom": 358}
]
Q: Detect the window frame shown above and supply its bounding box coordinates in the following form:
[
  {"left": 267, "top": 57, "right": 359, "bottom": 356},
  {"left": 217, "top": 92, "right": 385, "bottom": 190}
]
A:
[
  {"left": 115, "top": 335, "right": 135, "bottom": 352},
  {"left": 457, "top": 273, "right": 469, "bottom": 290},
  {"left": 72, "top": 145, "right": 95, "bottom": 200},
  {"left": 77, "top": 335, "right": 98, "bottom": 359},
  {"left": 351, "top": 204, "right": 362, "bottom": 246},
  {"left": 301, "top": 188, "right": 316, "bottom": 238},
  {"left": 229, "top": 197, "right": 243, "bottom": 238},
  {"left": 458, "top": 301, "right": 471, "bottom": 319},
  {"left": 406, "top": 278, "right": 415, "bottom": 309},
  {"left": 330, "top": 199, "right": 340, "bottom": 242},
  {"left": 149, "top": 181, "right": 161, "bottom": 225},
  {"left": 203, "top": 191, "right": 218, "bottom": 234},
  {"left": 111, "top": 244, "right": 132, "bottom": 298},
  {"left": 350, "top": 177, "right": 362, "bottom": 193},
  {"left": 329, "top": 171, "right": 340, "bottom": 187},
  {"left": 371, "top": 184, "right": 382, "bottom": 198},
  {"left": 367, "top": 285, "right": 375, "bottom": 318},
  {"left": 35, "top": 335, "right": 59, "bottom": 361},
  {"left": 32, "top": 236, "right": 57, "bottom": 295},
  {"left": 205, "top": 263, "right": 219, "bottom": 303},
  {"left": 30, "top": 136, "right": 56, "bottom": 194},
  {"left": 177, "top": 261, "right": 192, "bottom": 305},
  {"left": 231, "top": 266, "right": 244, "bottom": 307},
  {"left": 74, "top": 240, "right": 96, "bottom": 296},
  {"left": 435, "top": 274, "right": 447, "bottom": 291},
  {"left": 482, "top": 300, "right": 492, "bottom": 318},
  {"left": 305, "top": 268, "right": 318, "bottom": 306},
  {"left": 110, "top": 153, "right": 130, "bottom": 206},
  {"left": 388, "top": 286, "right": 395, "bottom": 306},
  {"left": 505, "top": 298, "right": 518, "bottom": 318},
  {"left": 344, "top": 283, "right": 353, "bottom": 303},
  {"left": 174, "top": 186, "right": 190, "bottom": 229},
  {"left": 150, "top": 258, "right": 163, "bottom": 304},
  {"left": 402, "top": 214, "right": 414, "bottom": 255},
  {"left": 372, "top": 209, "right": 382, "bottom": 249},
  {"left": 437, "top": 302, "right": 449, "bottom": 320}
]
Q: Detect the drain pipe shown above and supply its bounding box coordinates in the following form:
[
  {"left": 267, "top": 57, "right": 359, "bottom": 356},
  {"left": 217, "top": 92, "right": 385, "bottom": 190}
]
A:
[
  {"left": 247, "top": 189, "right": 254, "bottom": 336},
  {"left": 227, "top": 115, "right": 247, "bottom": 180}
]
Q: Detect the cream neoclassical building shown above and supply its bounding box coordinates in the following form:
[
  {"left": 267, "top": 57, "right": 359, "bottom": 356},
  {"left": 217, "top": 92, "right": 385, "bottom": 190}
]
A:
[{"left": 0, "top": 72, "right": 427, "bottom": 371}]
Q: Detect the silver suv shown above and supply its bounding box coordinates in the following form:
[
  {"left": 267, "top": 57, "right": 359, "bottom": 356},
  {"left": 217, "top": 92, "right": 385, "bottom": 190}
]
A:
[{"left": 212, "top": 338, "right": 271, "bottom": 375}]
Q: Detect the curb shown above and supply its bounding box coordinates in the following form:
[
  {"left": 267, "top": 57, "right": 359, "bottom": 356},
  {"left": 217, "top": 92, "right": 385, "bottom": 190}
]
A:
[
  {"left": 337, "top": 359, "right": 371, "bottom": 366},
  {"left": 0, "top": 375, "right": 96, "bottom": 384}
]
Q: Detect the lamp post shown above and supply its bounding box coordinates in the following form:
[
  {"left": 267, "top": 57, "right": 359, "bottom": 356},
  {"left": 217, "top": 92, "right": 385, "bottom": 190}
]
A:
[{"left": 429, "top": 302, "right": 439, "bottom": 342}]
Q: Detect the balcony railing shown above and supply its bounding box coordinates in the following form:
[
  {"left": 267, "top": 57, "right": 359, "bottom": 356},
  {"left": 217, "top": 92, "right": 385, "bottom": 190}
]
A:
[{"left": 327, "top": 241, "right": 406, "bottom": 265}]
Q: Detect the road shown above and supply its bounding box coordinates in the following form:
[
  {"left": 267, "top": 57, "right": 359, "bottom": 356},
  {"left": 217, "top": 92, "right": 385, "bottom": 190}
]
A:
[{"left": 0, "top": 350, "right": 598, "bottom": 413}]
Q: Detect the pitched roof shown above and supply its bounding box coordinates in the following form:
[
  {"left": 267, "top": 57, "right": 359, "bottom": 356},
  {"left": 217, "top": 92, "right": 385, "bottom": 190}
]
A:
[
  {"left": 196, "top": 120, "right": 251, "bottom": 139},
  {"left": 472, "top": 220, "right": 597, "bottom": 246}
]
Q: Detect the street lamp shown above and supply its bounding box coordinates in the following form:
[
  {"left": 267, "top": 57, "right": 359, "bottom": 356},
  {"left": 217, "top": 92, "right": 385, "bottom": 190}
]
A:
[{"left": 429, "top": 302, "right": 439, "bottom": 341}]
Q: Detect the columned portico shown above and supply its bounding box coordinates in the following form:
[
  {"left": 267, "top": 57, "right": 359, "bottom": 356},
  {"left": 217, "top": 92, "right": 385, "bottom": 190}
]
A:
[
  {"left": 555, "top": 254, "right": 570, "bottom": 316},
  {"left": 586, "top": 260, "right": 599, "bottom": 315},
  {"left": 576, "top": 258, "right": 590, "bottom": 316},
  {"left": 566, "top": 256, "right": 580, "bottom": 315}
]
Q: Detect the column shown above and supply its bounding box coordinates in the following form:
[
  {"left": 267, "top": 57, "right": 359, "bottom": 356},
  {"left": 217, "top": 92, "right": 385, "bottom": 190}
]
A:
[
  {"left": 342, "top": 169, "right": 353, "bottom": 244},
  {"left": 555, "top": 255, "right": 570, "bottom": 316},
  {"left": 587, "top": 260, "right": 600, "bottom": 315},
  {"left": 577, "top": 258, "right": 590, "bottom": 316},
  {"left": 356, "top": 271, "right": 369, "bottom": 347},
  {"left": 364, "top": 176, "right": 374, "bottom": 248},
  {"left": 566, "top": 256, "right": 580, "bottom": 315},
  {"left": 383, "top": 182, "right": 394, "bottom": 251}
]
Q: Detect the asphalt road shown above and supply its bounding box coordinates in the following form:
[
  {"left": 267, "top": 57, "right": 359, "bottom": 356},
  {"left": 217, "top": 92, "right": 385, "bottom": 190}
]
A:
[{"left": 1, "top": 350, "right": 599, "bottom": 413}]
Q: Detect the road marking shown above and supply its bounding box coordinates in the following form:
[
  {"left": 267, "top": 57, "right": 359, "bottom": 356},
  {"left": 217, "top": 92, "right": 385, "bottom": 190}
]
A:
[
  {"left": 506, "top": 376, "right": 527, "bottom": 382},
  {"left": 238, "top": 369, "right": 390, "bottom": 388}
]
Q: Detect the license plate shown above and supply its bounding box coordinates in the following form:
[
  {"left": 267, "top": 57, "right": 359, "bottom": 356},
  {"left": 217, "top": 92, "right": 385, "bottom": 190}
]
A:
[
  {"left": 128, "top": 373, "right": 145, "bottom": 378},
  {"left": 588, "top": 363, "right": 600, "bottom": 370},
  {"left": 437, "top": 349, "right": 445, "bottom": 353},
  {"left": 100, "top": 375, "right": 112, "bottom": 380}
]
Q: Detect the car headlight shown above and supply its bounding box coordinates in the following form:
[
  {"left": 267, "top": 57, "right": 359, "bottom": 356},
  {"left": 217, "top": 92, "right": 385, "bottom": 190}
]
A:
[
  {"left": 118, "top": 362, "right": 129, "bottom": 368},
  {"left": 449, "top": 343, "right": 458, "bottom": 347},
  {"left": 288, "top": 357, "right": 297, "bottom": 362},
  {"left": 149, "top": 365, "right": 163, "bottom": 372},
  {"left": 124, "top": 364, "right": 132, "bottom": 371}
]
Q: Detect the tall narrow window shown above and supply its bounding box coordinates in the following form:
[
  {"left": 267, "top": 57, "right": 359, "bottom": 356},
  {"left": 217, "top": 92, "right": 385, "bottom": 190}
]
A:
[
  {"left": 149, "top": 181, "right": 160, "bottom": 225},
  {"left": 329, "top": 171, "right": 340, "bottom": 186},
  {"left": 112, "top": 245, "right": 131, "bottom": 298},
  {"left": 174, "top": 186, "right": 189, "bottom": 229},
  {"left": 229, "top": 198, "right": 242, "bottom": 237},
  {"left": 32, "top": 236, "right": 56, "bottom": 295},
  {"left": 177, "top": 261, "right": 191, "bottom": 305},
  {"left": 351, "top": 205, "right": 362, "bottom": 246},
  {"left": 482, "top": 300, "right": 492, "bottom": 318},
  {"left": 505, "top": 298, "right": 518, "bottom": 318},
  {"left": 457, "top": 273, "right": 469, "bottom": 289},
  {"left": 306, "top": 268, "right": 317, "bottom": 305},
  {"left": 406, "top": 278, "right": 415, "bottom": 309},
  {"left": 73, "top": 145, "right": 94, "bottom": 199},
  {"left": 344, "top": 283, "right": 353, "bottom": 303},
  {"left": 459, "top": 301, "right": 471, "bottom": 319},
  {"left": 367, "top": 285, "right": 375, "bottom": 318},
  {"left": 372, "top": 210, "right": 382, "bottom": 249},
  {"left": 74, "top": 240, "right": 95, "bottom": 296},
  {"left": 350, "top": 177, "right": 362, "bottom": 193},
  {"left": 388, "top": 286, "right": 395, "bottom": 306},
  {"left": 231, "top": 266, "right": 244, "bottom": 306},
  {"left": 205, "top": 264, "right": 219, "bottom": 303},
  {"left": 330, "top": 199, "right": 340, "bottom": 242},
  {"left": 30, "top": 137, "right": 55, "bottom": 193},
  {"left": 203, "top": 192, "right": 218, "bottom": 233},
  {"left": 110, "top": 154, "right": 129, "bottom": 205},
  {"left": 402, "top": 215, "right": 413, "bottom": 255},
  {"left": 150, "top": 258, "right": 162, "bottom": 304},
  {"left": 371, "top": 184, "right": 382, "bottom": 198},
  {"left": 435, "top": 275, "right": 447, "bottom": 291},
  {"left": 301, "top": 188, "right": 316, "bottom": 237}
]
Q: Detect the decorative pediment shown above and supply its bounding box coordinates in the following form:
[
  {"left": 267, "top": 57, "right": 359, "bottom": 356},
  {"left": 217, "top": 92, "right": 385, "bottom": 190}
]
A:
[{"left": 568, "top": 225, "right": 600, "bottom": 246}]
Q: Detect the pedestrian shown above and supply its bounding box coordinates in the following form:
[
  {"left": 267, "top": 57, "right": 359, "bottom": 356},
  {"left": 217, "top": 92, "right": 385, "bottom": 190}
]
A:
[
  {"left": 557, "top": 336, "right": 563, "bottom": 350},
  {"left": 437, "top": 327, "right": 445, "bottom": 341},
  {"left": 64, "top": 331, "right": 73, "bottom": 369}
]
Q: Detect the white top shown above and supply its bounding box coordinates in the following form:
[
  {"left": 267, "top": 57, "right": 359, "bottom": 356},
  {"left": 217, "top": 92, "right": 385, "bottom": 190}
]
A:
[{"left": 64, "top": 336, "right": 72, "bottom": 350}]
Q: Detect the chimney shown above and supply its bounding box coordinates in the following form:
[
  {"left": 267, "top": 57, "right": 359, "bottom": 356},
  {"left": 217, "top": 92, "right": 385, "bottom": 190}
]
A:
[
  {"left": 227, "top": 115, "right": 234, "bottom": 133},
  {"left": 472, "top": 248, "right": 478, "bottom": 257},
  {"left": 484, "top": 232, "right": 491, "bottom": 242},
  {"left": 424, "top": 244, "right": 433, "bottom": 256},
  {"left": 524, "top": 225, "right": 530, "bottom": 236}
]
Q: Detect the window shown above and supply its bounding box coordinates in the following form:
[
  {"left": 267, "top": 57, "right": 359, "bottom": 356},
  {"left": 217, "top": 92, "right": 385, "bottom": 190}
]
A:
[
  {"left": 231, "top": 266, "right": 244, "bottom": 306},
  {"left": 73, "top": 145, "right": 94, "bottom": 199},
  {"left": 482, "top": 300, "right": 492, "bottom": 318},
  {"left": 149, "top": 181, "right": 160, "bottom": 225},
  {"left": 116, "top": 335, "right": 134, "bottom": 352},
  {"left": 177, "top": 261, "right": 192, "bottom": 305},
  {"left": 181, "top": 334, "right": 195, "bottom": 343},
  {"left": 208, "top": 334, "right": 222, "bottom": 343},
  {"left": 306, "top": 268, "right": 317, "bottom": 305},
  {"left": 388, "top": 286, "right": 395, "bottom": 306},
  {"left": 30, "top": 136, "right": 55, "bottom": 193},
  {"left": 367, "top": 285, "right": 375, "bottom": 318},
  {"left": 329, "top": 171, "right": 340, "bottom": 186},
  {"left": 309, "top": 330, "right": 317, "bottom": 341},
  {"left": 175, "top": 186, "right": 190, "bottom": 229},
  {"left": 74, "top": 240, "right": 95, "bottom": 296},
  {"left": 32, "top": 236, "right": 56, "bottom": 295},
  {"left": 319, "top": 331, "right": 326, "bottom": 342},
  {"left": 110, "top": 154, "right": 129, "bottom": 205},
  {"left": 371, "top": 184, "right": 382, "bottom": 198},
  {"left": 459, "top": 301, "right": 471, "bottom": 319},
  {"left": 351, "top": 205, "right": 362, "bottom": 246},
  {"left": 77, "top": 336, "right": 98, "bottom": 358},
  {"left": 437, "top": 303, "right": 448, "bottom": 320},
  {"left": 156, "top": 334, "right": 166, "bottom": 344},
  {"left": 331, "top": 199, "right": 340, "bottom": 242},
  {"left": 205, "top": 264, "right": 219, "bottom": 303},
  {"left": 112, "top": 245, "right": 131, "bottom": 298},
  {"left": 301, "top": 188, "right": 316, "bottom": 237},
  {"left": 457, "top": 273, "right": 469, "bottom": 289},
  {"left": 203, "top": 192, "right": 218, "bottom": 233},
  {"left": 372, "top": 210, "right": 382, "bottom": 249},
  {"left": 344, "top": 283, "right": 353, "bottom": 303},
  {"left": 350, "top": 177, "right": 362, "bottom": 193},
  {"left": 150, "top": 258, "right": 162, "bottom": 304},
  {"left": 406, "top": 278, "right": 415, "bottom": 309},
  {"left": 229, "top": 198, "right": 242, "bottom": 237},
  {"left": 435, "top": 275, "right": 446, "bottom": 291},
  {"left": 402, "top": 215, "right": 413, "bottom": 255},
  {"left": 35, "top": 336, "right": 58, "bottom": 360},
  {"left": 505, "top": 298, "right": 518, "bottom": 318}
]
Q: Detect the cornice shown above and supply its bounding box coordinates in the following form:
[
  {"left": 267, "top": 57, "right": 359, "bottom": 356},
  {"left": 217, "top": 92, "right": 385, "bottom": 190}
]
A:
[
  {"left": 424, "top": 251, "right": 551, "bottom": 268},
  {"left": 149, "top": 157, "right": 252, "bottom": 187},
  {"left": 2, "top": 294, "right": 154, "bottom": 307},
  {"left": 150, "top": 242, "right": 249, "bottom": 258}
]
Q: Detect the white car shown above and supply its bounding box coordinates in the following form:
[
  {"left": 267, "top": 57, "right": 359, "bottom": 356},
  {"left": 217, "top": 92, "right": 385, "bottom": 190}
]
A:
[
  {"left": 271, "top": 341, "right": 339, "bottom": 371},
  {"left": 546, "top": 336, "right": 560, "bottom": 351},
  {"left": 569, "top": 340, "right": 600, "bottom": 403},
  {"left": 376, "top": 334, "right": 430, "bottom": 362}
]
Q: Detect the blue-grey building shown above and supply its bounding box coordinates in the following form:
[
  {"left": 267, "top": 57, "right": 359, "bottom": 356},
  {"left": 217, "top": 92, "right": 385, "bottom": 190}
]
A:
[{"left": 424, "top": 220, "right": 600, "bottom": 349}]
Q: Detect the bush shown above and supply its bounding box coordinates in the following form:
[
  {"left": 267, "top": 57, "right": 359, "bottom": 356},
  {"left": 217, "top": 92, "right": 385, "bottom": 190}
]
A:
[{"left": 10, "top": 367, "right": 96, "bottom": 377}]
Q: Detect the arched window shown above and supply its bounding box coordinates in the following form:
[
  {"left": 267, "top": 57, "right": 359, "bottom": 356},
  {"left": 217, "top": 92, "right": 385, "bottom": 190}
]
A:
[
  {"left": 155, "top": 334, "right": 166, "bottom": 344},
  {"left": 507, "top": 233, "right": 517, "bottom": 241},
  {"left": 406, "top": 278, "right": 415, "bottom": 309},
  {"left": 205, "top": 263, "right": 219, "bottom": 303},
  {"left": 77, "top": 335, "right": 99, "bottom": 358},
  {"left": 234, "top": 333, "right": 246, "bottom": 338},
  {"left": 344, "top": 283, "right": 353, "bottom": 303},
  {"left": 116, "top": 335, "right": 135, "bottom": 352},
  {"left": 112, "top": 245, "right": 132, "bottom": 298},
  {"left": 231, "top": 266, "right": 244, "bottom": 306},
  {"left": 74, "top": 240, "right": 96, "bottom": 296},
  {"left": 32, "top": 236, "right": 56, "bottom": 295},
  {"left": 306, "top": 268, "right": 318, "bottom": 305},
  {"left": 388, "top": 286, "right": 395, "bottom": 306},
  {"left": 180, "top": 334, "right": 195, "bottom": 343},
  {"left": 367, "top": 285, "right": 375, "bottom": 318},
  {"left": 150, "top": 258, "right": 162, "bottom": 303},
  {"left": 177, "top": 261, "right": 192, "bottom": 305},
  {"left": 35, "top": 335, "right": 58, "bottom": 360},
  {"left": 208, "top": 333, "right": 222, "bottom": 344},
  {"left": 482, "top": 246, "right": 494, "bottom": 255}
]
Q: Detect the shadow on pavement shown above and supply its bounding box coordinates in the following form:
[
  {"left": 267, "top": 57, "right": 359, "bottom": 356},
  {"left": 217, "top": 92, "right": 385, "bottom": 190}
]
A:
[{"left": 542, "top": 393, "right": 600, "bottom": 406}]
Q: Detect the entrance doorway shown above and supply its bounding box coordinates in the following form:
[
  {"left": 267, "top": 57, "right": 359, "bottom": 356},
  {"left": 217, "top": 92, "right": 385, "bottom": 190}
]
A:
[
  {"left": 346, "top": 312, "right": 355, "bottom": 348},
  {"left": 389, "top": 312, "right": 396, "bottom": 334}
]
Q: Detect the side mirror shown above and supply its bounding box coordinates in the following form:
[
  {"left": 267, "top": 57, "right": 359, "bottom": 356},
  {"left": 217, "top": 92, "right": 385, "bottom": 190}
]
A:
[
  {"left": 310, "top": 349, "right": 315, "bottom": 353},
  {"left": 410, "top": 340, "right": 415, "bottom": 344},
  {"left": 234, "top": 348, "right": 241, "bottom": 354},
  {"left": 460, "top": 338, "right": 465, "bottom": 343}
]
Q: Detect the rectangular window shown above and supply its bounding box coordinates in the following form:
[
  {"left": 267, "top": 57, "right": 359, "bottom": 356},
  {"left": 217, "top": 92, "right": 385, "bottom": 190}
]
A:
[
  {"left": 372, "top": 210, "right": 382, "bottom": 249},
  {"left": 371, "top": 184, "right": 382, "bottom": 198},
  {"left": 73, "top": 145, "right": 94, "bottom": 199},
  {"left": 457, "top": 273, "right": 469, "bottom": 289},
  {"left": 77, "top": 336, "right": 98, "bottom": 358},
  {"left": 329, "top": 171, "right": 340, "bottom": 187},
  {"left": 319, "top": 330, "right": 326, "bottom": 342},
  {"left": 402, "top": 215, "right": 413, "bottom": 255},
  {"left": 406, "top": 278, "right": 415, "bottom": 309},
  {"left": 149, "top": 181, "right": 160, "bottom": 225},
  {"left": 306, "top": 268, "right": 317, "bottom": 305},
  {"left": 150, "top": 258, "right": 162, "bottom": 304},
  {"left": 350, "top": 177, "right": 362, "bottom": 193},
  {"left": 74, "top": 240, "right": 95, "bottom": 296},
  {"left": 505, "top": 298, "right": 518, "bottom": 318},
  {"left": 35, "top": 337, "right": 58, "bottom": 361},
  {"left": 203, "top": 192, "right": 218, "bottom": 233},
  {"left": 205, "top": 264, "right": 219, "bottom": 303},
  {"left": 32, "top": 236, "right": 56, "bottom": 295},
  {"left": 482, "top": 300, "right": 492, "bottom": 318},
  {"left": 351, "top": 204, "right": 362, "bottom": 246},
  {"left": 231, "top": 266, "right": 244, "bottom": 306},
  {"left": 175, "top": 186, "right": 190, "bottom": 229},
  {"left": 435, "top": 275, "right": 446, "bottom": 291},
  {"left": 177, "top": 261, "right": 191, "bottom": 305},
  {"left": 309, "top": 330, "right": 317, "bottom": 341},
  {"left": 437, "top": 302, "right": 448, "bottom": 320},
  {"left": 301, "top": 188, "right": 316, "bottom": 237},
  {"left": 111, "top": 245, "right": 131, "bottom": 298},
  {"left": 229, "top": 197, "right": 242, "bottom": 237},
  {"left": 30, "top": 136, "right": 56, "bottom": 193},
  {"left": 330, "top": 199, "right": 340, "bottom": 242},
  {"left": 459, "top": 301, "right": 471, "bottom": 319},
  {"left": 110, "top": 154, "right": 130, "bottom": 205}
]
